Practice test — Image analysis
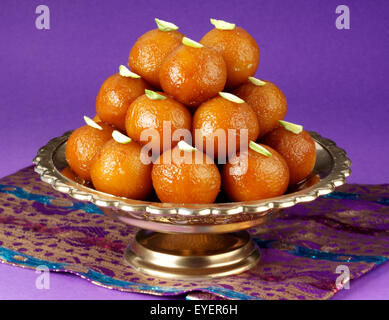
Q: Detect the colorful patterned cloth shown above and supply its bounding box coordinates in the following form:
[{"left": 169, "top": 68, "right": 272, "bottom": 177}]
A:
[{"left": 0, "top": 167, "right": 388, "bottom": 300}]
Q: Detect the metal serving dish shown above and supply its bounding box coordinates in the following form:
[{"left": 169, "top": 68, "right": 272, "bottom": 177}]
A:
[{"left": 33, "top": 131, "right": 351, "bottom": 279}]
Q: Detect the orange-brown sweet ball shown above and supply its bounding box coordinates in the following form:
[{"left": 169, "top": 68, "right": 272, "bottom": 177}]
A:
[
  {"left": 222, "top": 146, "right": 290, "bottom": 202},
  {"left": 125, "top": 92, "right": 191, "bottom": 154},
  {"left": 152, "top": 146, "right": 221, "bottom": 204},
  {"left": 234, "top": 80, "right": 287, "bottom": 138},
  {"left": 65, "top": 123, "right": 114, "bottom": 181},
  {"left": 200, "top": 27, "right": 259, "bottom": 89},
  {"left": 262, "top": 127, "right": 317, "bottom": 186},
  {"left": 192, "top": 96, "right": 260, "bottom": 160},
  {"left": 96, "top": 73, "right": 149, "bottom": 131},
  {"left": 61, "top": 167, "right": 77, "bottom": 182},
  {"left": 90, "top": 139, "right": 153, "bottom": 200},
  {"left": 159, "top": 45, "right": 227, "bottom": 107},
  {"left": 129, "top": 29, "right": 183, "bottom": 88}
]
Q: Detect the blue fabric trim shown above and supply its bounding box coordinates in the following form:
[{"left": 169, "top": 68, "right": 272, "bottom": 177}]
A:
[
  {"left": 324, "top": 191, "right": 389, "bottom": 206},
  {"left": 255, "top": 239, "right": 388, "bottom": 265},
  {"left": 0, "top": 184, "right": 104, "bottom": 215},
  {"left": 0, "top": 245, "right": 256, "bottom": 299}
]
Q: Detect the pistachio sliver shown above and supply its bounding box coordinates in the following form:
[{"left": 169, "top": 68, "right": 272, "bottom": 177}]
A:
[
  {"left": 182, "top": 36, "right": 203, "bottom": 48},
  {"left": 279, "top": 120, "right": 303, "bottom": 134},
  {"left": 145, "top": 89, "right": 166, "bottom": 100},
  {"left": 248, "top": 76, "right": 266, "bottom": 86},
  {"left": 112, "top": 130, "right": 132, "bottom": 144},
  {"left": 84, "top": 116, "right": 103, "bottom": 130},
  {"left": 210, "top": 18, "right": 235, "bottom": 30},
  {"left": 119, "top": 65, "right": 141, "bottom": 79},
  {"left": 177, "top": 140, "right": 197, "bottom": 152},
  {"left": 218, "top": 92, "right": 245, "bottom": 104},
  {"left": 155, "top": 18, "right": 179, "bottom": 32},
  {"left": 249, "top": 141, "right": 272, "bottom": 157}
]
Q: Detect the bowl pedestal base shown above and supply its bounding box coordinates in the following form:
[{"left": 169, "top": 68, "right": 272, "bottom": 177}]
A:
[
  {"left": 124, "top": 229, "right": 260, "bottom": 280},
  {"left": 34, "top": 130, "right": 351, "bottom": 280}
]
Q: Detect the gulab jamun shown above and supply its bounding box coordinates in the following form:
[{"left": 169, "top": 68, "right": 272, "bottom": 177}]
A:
[
  {"left": 90, "top": 139, "right": 153, "bottom": 200},
  {"left": 222, "top": 143, "right": 290, "bottom": 201},
  {"left": 61, "top": 167, "right": 77, "bottom": 182},
  {"left": 234, "top": 79, "right": 287, "bottom": 138},
  {"left": 200, "top": 25, "right": 259, "bottom": 89},
  {"left": 192, "top": 94, "right": 260, "bottom": 160},
  {"left": 65, "top": 122, "right": 114, "bottom": 181},
  {"left": 159, "top": 39, "right": 227, "bottom": 107},
  {"left": 125, "top": 91, "right": 191, "bottom": 154},
  {"left": 61, "top": 166, "right": 91, "bottom": 186},
  {"left": 262, "top": 123, "right": 316, "bottom": 186},
  {"left": 93, "top": 114, "right": 101, "bottom": 122},
  {"left": 152, "top": 143, "right": 221, "bottom": 204},
  {"left": 96, "top": 73, "right": 149, "bottom": 131},
  {"left": 129, "top": 28, "right": 183, "bottom": 88}
]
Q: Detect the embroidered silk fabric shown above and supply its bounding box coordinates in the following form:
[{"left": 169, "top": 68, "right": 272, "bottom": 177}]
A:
[{"left": 0, "top": 167, "right": 388, "bottom": 300}]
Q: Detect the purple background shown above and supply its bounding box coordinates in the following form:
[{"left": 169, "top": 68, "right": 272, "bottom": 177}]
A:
[{"left": 0, "top": 0, "right": 388, "bottom": 299}]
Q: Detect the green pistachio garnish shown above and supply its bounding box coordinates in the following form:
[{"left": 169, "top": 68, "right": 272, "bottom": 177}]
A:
[
  {"left": 248, "top": 76, "right": 266, "bottom": 86},
  {"left": 119, "top": 65, "right": 141, "bottom": 78},
  {"left": 249, "top": 141, "right": 272, "bottom": 157},
  {"left": 210, "top": 18, "right": 235, "bottom": 30},
  {"left": 177, "top": 140, "right": 197, "bottom": 152},
  {"left": 112, "top": 130, "right": 132, "bottom": 144},
  {"left": 155, "top": 18, "right": 179, "bottom": 32},
  {"left": 218, "top": 92, "right": 245, "bottom": 104},
  {"left": 182, "top": 36, "right": 203, "bottom": 48},
  {"left": 83, "top": 116, "right": 103, "bottom": 130},
  {"left": 145, "top": 89, "right": 167, "bottom": 100},
  {"left": 279, "top": 120, "right": 303, "bottom": 134}
]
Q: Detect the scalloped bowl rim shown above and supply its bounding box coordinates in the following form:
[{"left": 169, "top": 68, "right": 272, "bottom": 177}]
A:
[{"left": 33, "top": 131, "right": 351, "bottom": 217}]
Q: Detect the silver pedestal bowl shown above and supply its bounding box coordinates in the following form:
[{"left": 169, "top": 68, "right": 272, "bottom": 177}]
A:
[{"left": 33, "top": 131, "right": 351, "bottom": 280}]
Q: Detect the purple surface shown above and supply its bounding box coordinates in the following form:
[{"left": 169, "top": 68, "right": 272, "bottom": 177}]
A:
[
  {"left": 0, "top": 262, "right": 175, "bottom": 300},
  {"left": 0, "top": 0, "right": 388, "bottom": 300}
]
